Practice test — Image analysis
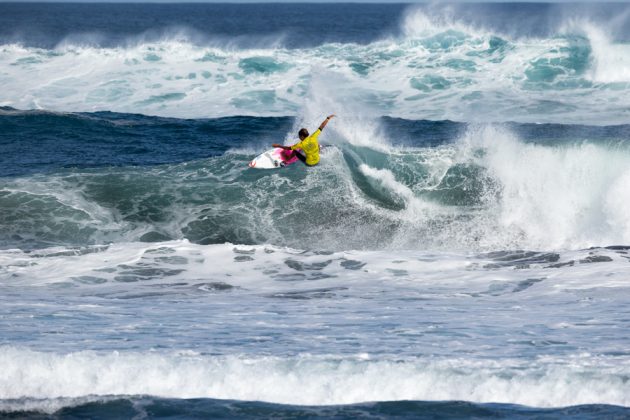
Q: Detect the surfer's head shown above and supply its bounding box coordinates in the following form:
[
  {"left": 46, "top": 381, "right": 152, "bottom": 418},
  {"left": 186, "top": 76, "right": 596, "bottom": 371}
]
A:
[{"left": 298, "top": 128, "right": 309, "bottom": 140}]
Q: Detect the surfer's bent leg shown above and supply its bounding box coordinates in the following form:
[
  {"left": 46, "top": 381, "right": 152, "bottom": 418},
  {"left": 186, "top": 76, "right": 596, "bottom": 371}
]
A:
[{"left": 294, "top": 151, "right": 307, "bottom": 164}]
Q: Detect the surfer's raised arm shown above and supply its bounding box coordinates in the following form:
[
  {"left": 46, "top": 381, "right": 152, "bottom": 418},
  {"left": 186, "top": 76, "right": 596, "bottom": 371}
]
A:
[
  {"left": 318, "top": 114, "right": 335, "bottom": 131},
  {"left": 271, "top": 114, "right": 335, "bottom": 150},
  {"left": 267, "top": 114, "right": 335, "bottom": 167}
]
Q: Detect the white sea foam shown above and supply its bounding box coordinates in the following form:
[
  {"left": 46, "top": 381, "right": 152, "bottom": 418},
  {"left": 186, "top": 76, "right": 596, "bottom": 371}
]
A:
[
  {"left": 2, "top": 16, "right": 630, "bottom": 123},
  {"left": 585, "top": 26, "right": 630, "bottom": 84},
  {"left": 456, "top": 125, "right": 630, "bottom": 249},
  {"left": 341, "top": 122, "right": 630, "bottom": 250},
  {"left": 0, "top": 347, "right": 629, "bottom": 412},
  {"left": 1, "top": 240, "right": 627, "bottom": 292},
  {"left": 1, "top": 240, "right": 628, "bottom": 412},
  {"left": 558, "top": 18, "right": 630, "bottom": 84}
]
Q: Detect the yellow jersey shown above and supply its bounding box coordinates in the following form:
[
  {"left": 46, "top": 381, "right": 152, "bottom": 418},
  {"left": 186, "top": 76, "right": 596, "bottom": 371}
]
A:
[{"left": 291, "top": 129, "right": 321, "bottom": 166}]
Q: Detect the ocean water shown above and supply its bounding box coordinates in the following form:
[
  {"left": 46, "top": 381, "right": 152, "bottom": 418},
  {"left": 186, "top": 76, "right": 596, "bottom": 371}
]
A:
[{"left": 1, "top": 3, "right": 630, "bottom": 419}]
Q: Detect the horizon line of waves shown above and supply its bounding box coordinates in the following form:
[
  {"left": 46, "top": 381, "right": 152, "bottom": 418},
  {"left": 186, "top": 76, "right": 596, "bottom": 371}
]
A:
[
  {"left": 4, "top": 107, "right": 630, "bottom": 139},
  {"left": 4, "top": 3, "right": 630, "bottom": 50},
  {"left": 402, "top": 4, "right": 630, "bottom": 42},
  {"left": 3, "top": 25, "right": 291, "bottom": 51},
  {"left": 1, "top": 347, "right": 629, "bottom": 410}
]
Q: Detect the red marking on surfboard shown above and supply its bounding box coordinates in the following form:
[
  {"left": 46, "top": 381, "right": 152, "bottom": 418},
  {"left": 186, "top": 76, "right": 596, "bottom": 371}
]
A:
[{"left": 248, "top": 147, "right": 302, "bottom": 169}]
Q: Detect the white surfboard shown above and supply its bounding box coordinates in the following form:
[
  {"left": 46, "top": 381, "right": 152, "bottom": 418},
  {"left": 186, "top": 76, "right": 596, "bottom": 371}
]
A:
[{"left": 248, "top": 147, "right": 299, "bottom": 169}]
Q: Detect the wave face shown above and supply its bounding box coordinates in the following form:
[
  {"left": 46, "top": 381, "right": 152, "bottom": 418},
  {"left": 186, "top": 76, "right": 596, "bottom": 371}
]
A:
[
  {"left": 2, "top": 3, "right": 630, "bottom": 123},
  {"left": 2, "top": 109, "right": 630, "bottom": 252}
]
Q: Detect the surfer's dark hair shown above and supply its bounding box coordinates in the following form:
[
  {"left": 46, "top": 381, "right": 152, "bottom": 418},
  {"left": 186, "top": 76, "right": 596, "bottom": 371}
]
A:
[{"left": 298, "top": 128, "right": 309, "bottom": 139}]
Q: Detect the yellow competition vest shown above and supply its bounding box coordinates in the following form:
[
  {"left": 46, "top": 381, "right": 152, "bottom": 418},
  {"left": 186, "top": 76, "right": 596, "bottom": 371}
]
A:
[{"left": 291, "top": 129, "right": 321, "bottom": 166}]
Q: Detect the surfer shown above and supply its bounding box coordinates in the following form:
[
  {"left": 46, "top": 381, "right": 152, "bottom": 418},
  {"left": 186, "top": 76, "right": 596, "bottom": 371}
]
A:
[{"left": 272, "top": 114, "right": 335, "bottom": 166}]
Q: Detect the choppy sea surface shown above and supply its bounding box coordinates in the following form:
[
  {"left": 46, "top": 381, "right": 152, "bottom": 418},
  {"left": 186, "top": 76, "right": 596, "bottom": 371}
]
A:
[{"left": 1, "top": 3, "right": 630, "bottom": 418}]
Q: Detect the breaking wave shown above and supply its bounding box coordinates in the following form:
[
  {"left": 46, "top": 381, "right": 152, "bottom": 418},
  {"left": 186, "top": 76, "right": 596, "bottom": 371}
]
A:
[
  {"left": 1, "top": 347, "right": 629, "bottom": 411},
  {"left": 2, "top": 110, "right": 630, "bottom": 252},
  {"left": 2, "top": 5, "right": 630, "bottom": 123}
]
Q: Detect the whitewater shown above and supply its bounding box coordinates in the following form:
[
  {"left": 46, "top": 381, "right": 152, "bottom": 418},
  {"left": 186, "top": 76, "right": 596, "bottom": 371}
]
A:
[
  {"left": 1, "top": 3, "right": 630, "bottom": 418},
  {"left": 2, "top": 4, "right": 630, "bottom": 123}
]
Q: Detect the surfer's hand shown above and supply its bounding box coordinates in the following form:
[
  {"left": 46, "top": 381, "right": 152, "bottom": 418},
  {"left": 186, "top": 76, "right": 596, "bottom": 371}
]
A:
[
  {"left": 319, "top": 114, "right": 336, "bottom": 131},
  {"left": 272, "top": 143, "right": 283, "bottom": 148}
]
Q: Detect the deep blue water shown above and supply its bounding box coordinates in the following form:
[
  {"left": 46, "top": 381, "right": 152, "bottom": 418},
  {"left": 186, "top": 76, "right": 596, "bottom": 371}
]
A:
[
  {"left": 0, "top": 2, "right": 405, "bottom": 49},
  {"left": 0, "top": 108, "right": 291, "bottom": 177},
  {"left": 11, "top": 398, "right": 629, "bottom": 419},
  {"left": 3, "top": 107, "right": 630, "bottom": 178},
  {"left": 2, "top": 2, "right": 630, "bottom": 49}
]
